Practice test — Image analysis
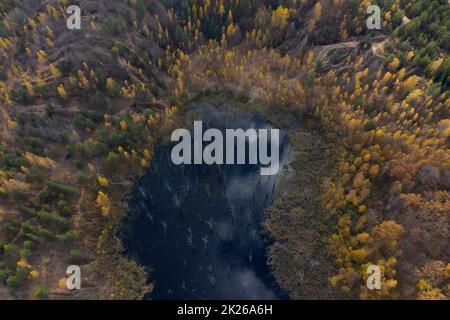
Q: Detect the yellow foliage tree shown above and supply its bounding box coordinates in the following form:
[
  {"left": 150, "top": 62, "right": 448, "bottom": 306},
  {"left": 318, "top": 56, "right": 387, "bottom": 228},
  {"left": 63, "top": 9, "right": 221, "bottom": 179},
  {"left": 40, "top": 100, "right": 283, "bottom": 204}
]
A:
[
  {"left": 271, "top": 6, "right": 292, "bottom": 29},
  {"left": 57, "top": 84, "right": 68, "bottom": 99},
  {"left": 96, "top": 191, "right": 111, "bottom": 216},
  {"left": 97, "top": 175, "right": 109, "bottom": 187}
]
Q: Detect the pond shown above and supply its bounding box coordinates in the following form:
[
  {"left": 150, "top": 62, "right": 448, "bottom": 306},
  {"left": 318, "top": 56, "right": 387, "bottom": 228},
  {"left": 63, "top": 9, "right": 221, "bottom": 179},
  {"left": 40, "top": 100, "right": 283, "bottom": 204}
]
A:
[{"left": 122, "top": 103, "right": 292, "bottom": 300}]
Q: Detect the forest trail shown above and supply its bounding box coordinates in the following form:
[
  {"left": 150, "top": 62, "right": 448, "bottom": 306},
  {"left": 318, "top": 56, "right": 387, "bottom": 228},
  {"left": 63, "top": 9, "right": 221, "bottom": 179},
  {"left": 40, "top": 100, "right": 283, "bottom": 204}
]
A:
[
  {"left": 371, "top": 37, "right": 389, "bottom": 59},
  {"left": 315, "top": 4, "right": 412, "bottom": 62},
  {"left": 74, "top": 188, "right": 85, "bottom": 230},
  {"left": 315, "top": 41, "right": 359, "bottom": 61}
]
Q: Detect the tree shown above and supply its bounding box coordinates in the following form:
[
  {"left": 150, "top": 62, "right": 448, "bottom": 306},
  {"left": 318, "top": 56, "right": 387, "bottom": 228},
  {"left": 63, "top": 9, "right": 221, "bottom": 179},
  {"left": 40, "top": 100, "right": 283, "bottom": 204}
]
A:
[
  {"left": 6, "top": 275, "right": 19, "bottom": 288},
  {"left": 34, "top": 285, "right": 49, "bottom": 299},
  {"left": 271, "top": 6, "right": 292, "bottom": 29},
  {"left": 57, "top": 84, "right": 68, "bottom": 99},
  {"left": 96, "top": 191, "right": 111, "bottom": 216},
  {"left": 350, "top": 248, "right": 368, "bottom": 262},
  {"left": 97, "top": 175, "right": 109, "bottom": 187},
  {"left": 106, "top": 152, "right": 120, "bottom": 171}
]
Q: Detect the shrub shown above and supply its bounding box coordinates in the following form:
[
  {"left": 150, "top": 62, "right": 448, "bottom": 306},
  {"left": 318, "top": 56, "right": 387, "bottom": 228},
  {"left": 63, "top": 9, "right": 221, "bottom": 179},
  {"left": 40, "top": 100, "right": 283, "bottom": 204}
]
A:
[
  {"left": 364, "top": 120, "right": 377, "bottom": 131},
  {"left": 75, "top": 171, "right": 87, "bottom": 184},
  {"left": 37, "top": 210, "right": 69, "bottom": 227},
  {"left": 34, "top": 286, "right": 49, "bottom": 299},
  {"left": 0, "top": 269, "right": 12, "bottom": 283},
  {"left": 70, "top": 249, "right": 83, "bottom": 262},
  {"left": 46, "top": 180, "right": 80, "bottom": 197},
  {"left": 23, "top": 240, "right": 34, "bottom": 250},
  {"left": 105, "top": 151, "right": 121, "bottom": 172},
  {"left": 58, "top": 200, "right": 73, "bottom": 215},
  {"left": 16, "top": 267, "right": 29, "bottom": 281},
  {"left": 6, "top": 275, "right": 19, "bottom": 288},
  {"left": 20, "top": 248, "right": 32, "bottom": 259}
]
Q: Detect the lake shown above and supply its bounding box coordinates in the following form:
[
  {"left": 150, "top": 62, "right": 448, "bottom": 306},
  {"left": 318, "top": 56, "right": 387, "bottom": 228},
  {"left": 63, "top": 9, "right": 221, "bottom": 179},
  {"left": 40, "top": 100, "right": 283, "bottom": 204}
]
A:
[{"left": 122, "top": 104, "right": 292, "bottom": 299}]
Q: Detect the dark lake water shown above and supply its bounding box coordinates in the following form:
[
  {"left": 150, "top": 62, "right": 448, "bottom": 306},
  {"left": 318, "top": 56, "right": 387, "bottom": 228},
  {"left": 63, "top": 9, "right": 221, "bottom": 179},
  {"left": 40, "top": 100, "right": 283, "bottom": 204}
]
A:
[{"left": 122, "top": 104, "right": 291, "bottom": 300}]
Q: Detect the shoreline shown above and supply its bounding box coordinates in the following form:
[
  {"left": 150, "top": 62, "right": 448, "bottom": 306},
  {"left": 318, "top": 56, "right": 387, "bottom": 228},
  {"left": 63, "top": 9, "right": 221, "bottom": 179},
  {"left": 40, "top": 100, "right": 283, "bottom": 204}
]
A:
[{"left": 112, "top": 96, "right": 338, "bottom": 300}]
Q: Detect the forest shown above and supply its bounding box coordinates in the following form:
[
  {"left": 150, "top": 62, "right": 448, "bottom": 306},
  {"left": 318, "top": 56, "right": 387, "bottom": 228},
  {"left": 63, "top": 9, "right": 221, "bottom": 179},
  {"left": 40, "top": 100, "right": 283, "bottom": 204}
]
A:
[{"left": 0, "top": 0, "right": 448, "bottom": 300}]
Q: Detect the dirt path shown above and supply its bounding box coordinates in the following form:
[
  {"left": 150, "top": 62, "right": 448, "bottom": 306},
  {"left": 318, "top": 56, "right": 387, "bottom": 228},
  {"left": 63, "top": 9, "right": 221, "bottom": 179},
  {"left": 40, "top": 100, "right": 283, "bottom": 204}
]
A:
[
  {"left": 315, "top": 41, "right": 359, "bottom": 61},
  {"left": 315, "top": 4, "right": 412, "bottom": 62},
  {"left": 371, "top": 37, "right": 389, "bottom": 58},
  {"left": 370, "top": 6, "right": 411, "bottom": 59},
  {"left": 74, "top": 188, "right": 85, "bottom": 230}
]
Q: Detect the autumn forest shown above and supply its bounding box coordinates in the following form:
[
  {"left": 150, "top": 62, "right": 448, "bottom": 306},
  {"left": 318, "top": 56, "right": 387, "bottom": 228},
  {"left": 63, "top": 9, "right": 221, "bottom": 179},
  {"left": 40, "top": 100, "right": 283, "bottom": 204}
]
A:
[{"left": 0, "top": 0, "right": 448, "bottom": 300}]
